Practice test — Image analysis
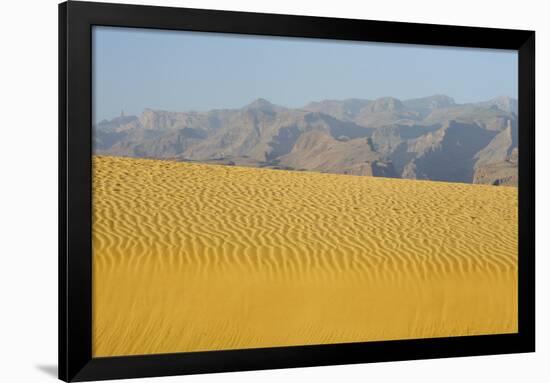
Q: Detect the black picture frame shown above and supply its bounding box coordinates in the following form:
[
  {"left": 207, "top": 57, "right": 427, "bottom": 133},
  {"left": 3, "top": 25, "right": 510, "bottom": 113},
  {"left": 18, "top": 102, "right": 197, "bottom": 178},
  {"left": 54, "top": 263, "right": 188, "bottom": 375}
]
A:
[{"left": 59, "top": 1, "right": 535, "bottom": 381}]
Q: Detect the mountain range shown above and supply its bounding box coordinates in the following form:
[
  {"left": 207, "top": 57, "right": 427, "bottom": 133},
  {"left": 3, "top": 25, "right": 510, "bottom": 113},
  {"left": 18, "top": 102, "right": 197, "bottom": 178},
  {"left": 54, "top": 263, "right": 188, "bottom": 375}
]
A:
[{"left": 93, "top": 95, "right": 518, "bottom": 186}]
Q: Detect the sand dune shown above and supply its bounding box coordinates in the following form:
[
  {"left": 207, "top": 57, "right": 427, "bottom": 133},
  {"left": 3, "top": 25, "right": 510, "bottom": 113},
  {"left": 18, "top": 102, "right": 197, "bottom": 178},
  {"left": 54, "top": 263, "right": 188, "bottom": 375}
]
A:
[{"left": 92, "top": 156, "right": 518, "bottom": 357}]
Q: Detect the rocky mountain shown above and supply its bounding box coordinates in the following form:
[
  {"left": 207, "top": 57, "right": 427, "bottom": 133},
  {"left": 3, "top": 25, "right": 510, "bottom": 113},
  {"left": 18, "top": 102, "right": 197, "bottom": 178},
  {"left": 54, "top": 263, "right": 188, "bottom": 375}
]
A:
[{"left": 93, "top": 95, "right": 518, "bottom": 186}]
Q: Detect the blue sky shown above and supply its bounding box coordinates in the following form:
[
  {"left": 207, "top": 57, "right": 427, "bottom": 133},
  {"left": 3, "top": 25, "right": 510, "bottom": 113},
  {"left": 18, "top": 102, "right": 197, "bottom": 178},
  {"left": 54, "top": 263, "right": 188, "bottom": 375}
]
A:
[{"left": 92, "top": 26, "right": 518, "bottom": 122}]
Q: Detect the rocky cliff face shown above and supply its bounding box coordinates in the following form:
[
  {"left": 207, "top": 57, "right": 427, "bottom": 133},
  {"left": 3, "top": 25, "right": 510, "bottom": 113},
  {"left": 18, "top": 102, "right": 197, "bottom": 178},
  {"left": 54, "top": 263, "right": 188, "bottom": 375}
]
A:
[{"left": 94, "top": 95, "right": 518, "bottom": 186}]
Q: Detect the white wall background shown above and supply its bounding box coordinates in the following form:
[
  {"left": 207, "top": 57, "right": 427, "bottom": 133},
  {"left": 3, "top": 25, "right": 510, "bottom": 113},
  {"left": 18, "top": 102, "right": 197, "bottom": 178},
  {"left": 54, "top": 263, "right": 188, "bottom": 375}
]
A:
[{"left": 0, "top": 0, "right": 547, "bottom": 381}]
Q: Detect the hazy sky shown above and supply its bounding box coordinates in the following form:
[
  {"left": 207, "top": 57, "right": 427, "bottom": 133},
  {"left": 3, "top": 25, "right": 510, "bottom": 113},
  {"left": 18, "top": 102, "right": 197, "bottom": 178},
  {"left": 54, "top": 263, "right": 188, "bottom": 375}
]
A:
[{"left": 92, "top": 26, "right": 518, "bottom": 122}]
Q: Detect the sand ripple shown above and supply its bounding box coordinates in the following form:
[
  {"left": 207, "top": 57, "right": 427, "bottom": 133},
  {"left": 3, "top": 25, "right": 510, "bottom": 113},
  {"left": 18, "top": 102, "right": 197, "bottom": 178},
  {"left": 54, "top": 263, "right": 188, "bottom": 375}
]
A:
[{"left": 92, "top": 156, "right": 517, "bottom": 357}]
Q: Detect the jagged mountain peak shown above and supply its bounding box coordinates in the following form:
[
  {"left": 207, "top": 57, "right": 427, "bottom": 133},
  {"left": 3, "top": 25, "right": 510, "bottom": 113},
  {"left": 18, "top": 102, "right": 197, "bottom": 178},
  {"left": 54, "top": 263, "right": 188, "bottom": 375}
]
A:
[
  {"left": 483, "top": 96, "right": 518, "bottom": 114},
  {"left": 366, "top": 97, "right": 404, "bottom": 112},
  {"left": 243, "top": 98, "right": 281, "bottom": 112}
]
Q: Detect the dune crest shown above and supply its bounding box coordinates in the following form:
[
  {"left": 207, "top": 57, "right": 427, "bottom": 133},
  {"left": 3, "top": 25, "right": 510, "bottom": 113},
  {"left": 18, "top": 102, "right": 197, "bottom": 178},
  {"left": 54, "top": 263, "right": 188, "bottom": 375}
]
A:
[{"left": 92, "top": 156, "right": 517, "bottom": 357}]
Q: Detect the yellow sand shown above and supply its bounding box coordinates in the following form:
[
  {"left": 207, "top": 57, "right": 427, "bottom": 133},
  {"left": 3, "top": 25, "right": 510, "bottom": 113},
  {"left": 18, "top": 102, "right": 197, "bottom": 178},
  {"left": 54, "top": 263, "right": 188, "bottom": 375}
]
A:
[{"left": 92, "top": 156, "right": 518, "bottom": 357}]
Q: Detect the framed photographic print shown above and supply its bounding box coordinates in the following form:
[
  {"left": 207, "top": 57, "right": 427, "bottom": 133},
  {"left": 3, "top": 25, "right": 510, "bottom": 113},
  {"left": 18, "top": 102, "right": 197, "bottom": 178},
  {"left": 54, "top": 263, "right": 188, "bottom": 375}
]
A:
[{"left": 59, "top": 1, "right": 535, "bottom": 381}]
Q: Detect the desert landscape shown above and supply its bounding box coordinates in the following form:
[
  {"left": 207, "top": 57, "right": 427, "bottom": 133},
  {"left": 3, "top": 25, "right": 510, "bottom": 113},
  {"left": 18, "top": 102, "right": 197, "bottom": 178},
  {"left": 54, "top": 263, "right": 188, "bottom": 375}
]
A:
[
  {"left": 92, "top": 155, "right": 517, "bottom": 357},
  {"left": 92, "top": 26, "right": 519, "bottom": 358}
]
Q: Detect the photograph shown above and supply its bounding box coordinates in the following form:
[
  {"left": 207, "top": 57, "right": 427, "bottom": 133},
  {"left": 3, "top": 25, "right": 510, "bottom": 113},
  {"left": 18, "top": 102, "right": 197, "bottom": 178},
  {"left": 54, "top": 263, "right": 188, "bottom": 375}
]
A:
[{"left": 91, "top": 26, "right": 519, "bottom": 357}]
